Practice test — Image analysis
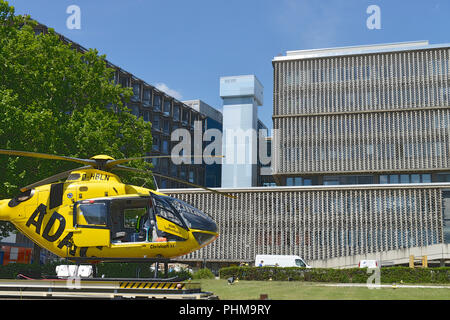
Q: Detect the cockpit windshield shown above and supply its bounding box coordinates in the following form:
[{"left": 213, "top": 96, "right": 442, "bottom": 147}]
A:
[
  {"left": 152, "top": 195, "right": 186, "bottom": 228},
  {"left": 161, "top": 196, "right": 217, "bottom": 233}
]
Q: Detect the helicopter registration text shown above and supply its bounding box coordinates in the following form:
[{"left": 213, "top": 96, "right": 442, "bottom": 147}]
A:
[{"left": 81, "top": 173, "right": 110, "bottom": 181}]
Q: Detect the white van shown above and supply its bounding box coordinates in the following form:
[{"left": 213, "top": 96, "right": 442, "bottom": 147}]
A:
[{"left": 255, "top": 255, "right": 311, "bottom": 268}]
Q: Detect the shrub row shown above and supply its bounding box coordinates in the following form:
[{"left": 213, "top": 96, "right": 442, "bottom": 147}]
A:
[
  {"left": 219, "top": 266, "right": 450, "bottom": 284},
  {"left": 0, "top": 262, "right": 193, "bottom": 280}
]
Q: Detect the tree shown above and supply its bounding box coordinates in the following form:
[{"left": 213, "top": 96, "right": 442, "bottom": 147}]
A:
[{"left": 0, "top": 1, "right": 153, "bottom": 239}]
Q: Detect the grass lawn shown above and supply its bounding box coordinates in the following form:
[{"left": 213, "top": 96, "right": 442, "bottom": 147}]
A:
[{"left": 196, "top": 279, "right": 450, "bottom": 300}]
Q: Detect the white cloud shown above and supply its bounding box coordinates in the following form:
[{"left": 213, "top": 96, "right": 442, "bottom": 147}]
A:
[{"left": 155, "top": 83, "right": 183, "bottom": 100}]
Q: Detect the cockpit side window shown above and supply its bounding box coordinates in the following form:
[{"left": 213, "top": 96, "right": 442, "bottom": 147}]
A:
[
  {"left": 153, "top": 195, "right": 186, "bottom": 228},
  {"left": 77, "top": 202, "right": 107, "bottom": 226},
  {"left": 168, "top": 198, "right": 212, "bottom": 220}
]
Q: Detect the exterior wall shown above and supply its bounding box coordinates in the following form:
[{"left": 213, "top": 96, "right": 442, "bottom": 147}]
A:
[
  {"left": 272, "top": 47, "right": 450, "bottom": 179},
  {"left": 220, "top": 75, "right": 264, "bottom": 188},
  {"left": 274, "top": 109, "right": 450, "bottom": 175},
  {"left": 183, "top": 100, "right": 223, "bottom": 187},
  {"left": 163, "top": 184, "right": 448, "bottom": 263}
]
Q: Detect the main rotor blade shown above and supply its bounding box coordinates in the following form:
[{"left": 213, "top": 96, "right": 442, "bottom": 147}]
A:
[
  {"left": 113, "top": 165, "right": 237, "bottom": 199},
  {"left": 0, "top": 149, "right": 95, "bottom": 166},
  {"left": 106, "top": 155, "right": 224, "bottom": 169},
  {"left": 20, "top": 166, "right": 92, "bottom": 192}
]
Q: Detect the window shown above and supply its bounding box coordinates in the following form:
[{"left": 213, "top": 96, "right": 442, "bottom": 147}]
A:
[
  {"left": 77, "top": 202, "right": 107, "bottom": 226},
  {"left": 411, "top": 174, "right": 421, "bottom": 183},
  {"left": 153, "top": 114, "right": 160, "bottom": 130},
  {"left": 119, "top": 76, "right": 129, "bottom": 88},
  {"left": 324, "top": 179, "right": 339, "bottom": 185},
  {"left": 386, "top": 173, "right": 431, "bottom": 184},
  {"left": 154, "top": 95, "right": 161, "bottom": 111},
  {"left": 400, "top": 174, "right": 410, "bottom": 183},
  {"left": 153, "top": 195, "right": 185, "bottom": 227},
  {"left": 142, "top": 110, "right": 150, "bottom": 122},
  {"left": 162, "top": 119, "right": 170, "bottom": 135},
  {"left": 129, "top": 104, "right": 140, "bottom": 117},
  {"left": 160, "top": 159, "right": 169, "bottom": 174},
  {"left": 286, "top": 177, "right": 312, "bottom": 186},
  {"left": 180, "top": 167, "right": 187, "bottom": 180},
  {"left": 143, "top": 88, "right": 152, "bottom": 106},
  {"left": 390, "top": 175, "right": 399, "bottom": 183},
  {"left": 153, "top": 135, "right": 160, "bottom": 152},
  {"left": 182, "top": 109, "right": 189, "bottom": 124},
  {"left": 191, "top": 113, "right": 197, "bottom": 127},
  {"left": 131, "top": 83, "right": 141, "bottom": 102},
  {"left": 295, "top": 259, "right": 306, "bottom": 267},
  {"left": 151, "top": 157, "right": 158, "bottom": 168},
  {"left": 164, "top": 196, "right": 216, "bottom": 231},
  {"left": 67, "top": 173, "right": 81, "bottom": 181},
  {"left": 436, "top": 173, "right": 450, "bottom": 183},
  {"left": 286, "top": 177, "right": 294, "bottom": 186},
  {"left": 163, "top": 99, "right": 171, "bottom": 116},
  {"left": 162, "top": 140, "right": 169, "bottom": 154},
  {"left": 173, "top": 105, "right": 180, "bottom": 121},
  {"left": 170, "top": 164, "right": 177, "bottom": 177}
]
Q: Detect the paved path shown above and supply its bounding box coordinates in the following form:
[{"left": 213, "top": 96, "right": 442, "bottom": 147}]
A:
[{"left": 318, "top": 283, "right": 450, "bottom": 289}]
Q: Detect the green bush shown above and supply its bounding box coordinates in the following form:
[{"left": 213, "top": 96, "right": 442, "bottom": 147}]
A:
[
  {"left": 192, "top": 268, "right": 215, "bottom": 279},
  {"left": 0, "top": 262, "right": 59, "bottom": 279},
  {"left": 219, "top": 266, "right": 450, "bottom": 284},
  {"left": 0, "top": 262, "right": 193, "bottom": 280}
]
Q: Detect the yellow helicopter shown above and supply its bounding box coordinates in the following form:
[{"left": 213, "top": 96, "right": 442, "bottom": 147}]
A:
[{"left": 0, "top": 149, "right": 233, "bottom": 263}]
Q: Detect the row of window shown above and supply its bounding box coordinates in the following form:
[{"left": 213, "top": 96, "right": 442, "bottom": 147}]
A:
[
  {"left": 284, "top": 173, "right": 450, "bottom": 186},
  {"left": 379, "top": 174, "right": 431, "bottom": 184},
  {"left": 127, "top": 81, "right": 200, "bottom": 125},
  {"left": 153, "top": 166, "right": 205, "bottom": 188},
  {"left": 128, "top": 103, "right": 202, "bottom": 128}
]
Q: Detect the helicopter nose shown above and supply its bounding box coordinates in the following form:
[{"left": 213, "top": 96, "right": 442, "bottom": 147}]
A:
[
  {"left": 182, "top": 210, "right": 218, "bottom": 247},
  {"left": 192, "top": 230, "right": 218, "bottom": 248},
  {"left": 185, "top": 213, "right": 218, "bottom": 234}
]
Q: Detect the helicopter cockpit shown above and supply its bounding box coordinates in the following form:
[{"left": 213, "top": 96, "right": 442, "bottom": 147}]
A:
[{"left": 73, "top": 194, "right": 216, "bottom": 245}]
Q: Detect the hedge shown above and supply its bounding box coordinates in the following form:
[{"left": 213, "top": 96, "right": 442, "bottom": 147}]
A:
[
  {"left": 219, "top": 266, "right": 450, "bottom": 284},
  {"left": 0, "top": 262, "right": 192, "bottom": 280}
]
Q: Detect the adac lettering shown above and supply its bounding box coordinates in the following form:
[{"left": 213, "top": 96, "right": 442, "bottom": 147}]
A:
[{"left": 26, "top": 204, "right": 88, "bottom": 257}]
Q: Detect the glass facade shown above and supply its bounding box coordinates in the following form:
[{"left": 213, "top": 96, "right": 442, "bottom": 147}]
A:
[{"left": 108, "top": 76, "right": 206, "bottom": 188}]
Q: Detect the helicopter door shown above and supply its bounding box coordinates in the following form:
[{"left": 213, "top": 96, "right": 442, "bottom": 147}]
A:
[
  {"left": 72, "top": 200, "right": 110, "bottom": 247},
  {"left": 152, "top": 195, "right": 189, "bottom": 241}
]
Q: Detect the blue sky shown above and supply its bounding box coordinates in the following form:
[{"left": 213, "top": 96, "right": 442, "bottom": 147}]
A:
[{"left": 8, "top": 0, "right": 450, "bottom": 130}]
